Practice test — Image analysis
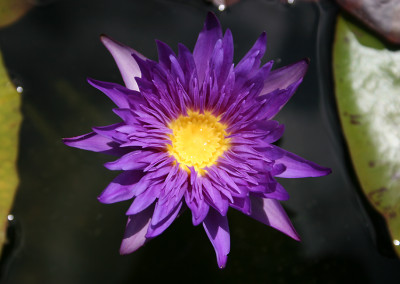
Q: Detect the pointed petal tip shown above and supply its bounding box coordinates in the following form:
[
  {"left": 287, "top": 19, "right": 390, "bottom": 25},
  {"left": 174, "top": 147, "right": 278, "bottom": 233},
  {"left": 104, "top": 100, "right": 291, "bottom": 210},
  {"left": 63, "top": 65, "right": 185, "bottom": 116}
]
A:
[
  {"left": 100, "top": 33, "right": 118, "bottom": 47},
  {"left": 218, "top": 255, "right": 228, "bottom": 269},
  {"left": 119, "top": 246, "right": 130, "bottom": 255},
  {"left": 203, "top": 209, "right": 230, "bottom": 269},
  {"left": 272, "top": 147, "right": 332, "bottom": 178},
  {"left": 97, "top": 194, "right": 112, "bottom": 204},
  {"left": 98, "top": 34, "right": 145, "bottom": 90},
  {"left": 322, "top": 167, "right": 332, "bottom": 175},
  {"left": 308, "top": 164, "right": 332, "bottom": 177},
  {"left": 119, "top": 238, "right": 145, "bottom": 255},
  {"left": 256, "top": 31, "right": 267, "bottom": 50},
  {"left": 291, "top": 58, "right": 310, "bottom": 79},
  {"left": 97, "top": 197, "right": 107, "bottom": 204},
  {"left": 293, "top": 233, "right": 301, "bottom": 242},
  {"left": 224, "top": 28, "right": 232, "bottom": 37},
  {"left": 205, "top": 12, "right": 221, "bottom": 29},
  {"left": 249, "top": 197, "right": 301, "bottom": 241},
  {"left": 86, "top": 77, "right": 105, "bottom": 88},
  {"left": 260, "top": 31, "right": 267, "bottom": 41},
  {"left": 87, "top": 76, "right": 99, "bottom": 84},
  {"left": 63, "top": 133, "right": 120, "bottom": 154}
]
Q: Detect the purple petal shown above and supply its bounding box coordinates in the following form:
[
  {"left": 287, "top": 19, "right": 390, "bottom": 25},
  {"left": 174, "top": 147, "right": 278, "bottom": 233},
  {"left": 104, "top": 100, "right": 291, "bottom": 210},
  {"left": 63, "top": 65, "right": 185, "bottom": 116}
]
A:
[
  {"left": 100, "top": 34, "right": 146, "bottom": 91},
  {"left": 185, "top": 192, "right": 210, "bottom": 226},
  {"left": 274, "top": 148, "right": 331, "bottom": 178},
  {"left": 126, "top": 182, "right": 161, "bottom": 215},
  {"left": 178, "top": 43, "right": 197, "bottom": 88},
  {"left": 253, "top": 120, "right": 285, "bottom": 144},
  {"left": 113, "top": 108, "right": 137, "bottom": 125},
  {"left": 202, "top": 209, "right": 230, "bottom": 269},
  {"left": 87, "top": 79, "right": 131, "bottom": 109},
  {"left": 193, "top": 12, "right": 223, "bottom": 84},
  {"left": 63, "top": 132, "right": 122, "bottom": 156},
  {"left": 229, "top": 196, "right": 251, "bottom": 215},
  {"left": 119, "top": 206, "right": 153, "bottom": 254},
  {"left": 255, "top": 79, "right": 303, "bottom": 121},
  {"left": 235, "top": 32, "right": 267, "bottom": 79},
  {"left": 152, "top": 171, "right": 187, "bottom": 225},
  {"left": 258, "top": 183, "right": 290, "bottom": 201},
  {"left": 156, "top": 40, "right": 176, "bottom": 70},
  {"left": 219, "top": 29, "right": 234, "bottom": 84},
  {"left": 104, "top": 150, "right": 155, "bottom": 171},
  {"left": 258, "top": 145, "right": 285, "bottom": 161},
  {"left": 249, "top": 196, "right": 300, "bottom": 241},
  {"left": 92, "top": 123, "right": 128, "bottom": 143},
  {"left": 261, "top": 58, "right": 309, "bottom": 95},
  {"left": 98, "top": 170, "right": 144, "bottom": 204},
  {"left": 145, "top": 201, "right": 182, "bottom": 238},
  {"left": 202, "top": 178, "right": 229, "bottom": 216}
]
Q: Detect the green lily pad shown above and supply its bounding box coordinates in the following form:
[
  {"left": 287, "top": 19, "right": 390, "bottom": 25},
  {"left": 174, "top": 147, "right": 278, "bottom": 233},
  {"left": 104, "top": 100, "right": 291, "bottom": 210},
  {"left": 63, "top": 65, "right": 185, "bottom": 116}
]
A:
[
  {"left": 334, "top": 15, "right": 400, "bottom": 255},
  {"left": 0, "top": 51, "right": 22, "bottom": 257}
]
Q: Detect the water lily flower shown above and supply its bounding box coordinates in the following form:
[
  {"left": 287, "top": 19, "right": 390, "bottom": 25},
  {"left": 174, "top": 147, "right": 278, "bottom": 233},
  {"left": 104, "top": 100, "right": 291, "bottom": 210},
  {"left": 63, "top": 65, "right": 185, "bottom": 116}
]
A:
[{"left": 63, "top": 12, "right": 331, "bottom": 268}]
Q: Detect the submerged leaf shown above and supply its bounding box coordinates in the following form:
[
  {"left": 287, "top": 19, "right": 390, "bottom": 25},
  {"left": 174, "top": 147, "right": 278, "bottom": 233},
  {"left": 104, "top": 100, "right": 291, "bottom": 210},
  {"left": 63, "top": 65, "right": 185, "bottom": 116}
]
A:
[
  {"left": 0, "top": 51, "right": 22, "bottom": 257},
  {"left": 334, "top": 15, "right": 400, "bottom": 255}
]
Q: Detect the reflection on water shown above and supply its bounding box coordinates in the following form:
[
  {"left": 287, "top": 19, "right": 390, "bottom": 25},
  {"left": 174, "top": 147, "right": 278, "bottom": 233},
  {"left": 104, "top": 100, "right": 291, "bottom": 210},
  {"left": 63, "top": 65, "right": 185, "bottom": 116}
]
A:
[{"left": 0, "top": 0, "right": 399, "bottom": 283}]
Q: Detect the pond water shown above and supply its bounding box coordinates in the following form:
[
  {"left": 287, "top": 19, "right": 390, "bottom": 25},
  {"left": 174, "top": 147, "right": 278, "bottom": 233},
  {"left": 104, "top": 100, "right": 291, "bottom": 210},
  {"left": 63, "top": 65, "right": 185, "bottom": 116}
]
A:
[{"left": 1, "top": 0, "right": 400, "bottom": 283}]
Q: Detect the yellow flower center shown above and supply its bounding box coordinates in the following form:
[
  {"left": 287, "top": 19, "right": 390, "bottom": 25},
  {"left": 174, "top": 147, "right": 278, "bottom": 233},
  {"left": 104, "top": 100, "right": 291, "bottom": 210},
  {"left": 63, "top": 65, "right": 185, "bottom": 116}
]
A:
[{"left": 167, "top": 110, "right": 230, "bottom": 174}]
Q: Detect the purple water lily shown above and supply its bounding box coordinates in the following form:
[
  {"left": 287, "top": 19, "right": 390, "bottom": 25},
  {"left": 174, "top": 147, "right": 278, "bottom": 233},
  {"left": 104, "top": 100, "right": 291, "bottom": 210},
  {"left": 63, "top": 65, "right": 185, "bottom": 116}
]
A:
[{"left": 63, "top": 13, "right": 330, "bottom": 268}]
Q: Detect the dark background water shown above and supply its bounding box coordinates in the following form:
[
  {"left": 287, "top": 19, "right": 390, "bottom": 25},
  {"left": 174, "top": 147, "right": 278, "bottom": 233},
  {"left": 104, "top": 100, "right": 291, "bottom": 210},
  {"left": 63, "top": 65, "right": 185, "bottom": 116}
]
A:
[{"left": 1, "top": 0, "right": 400, "bottom": 283}]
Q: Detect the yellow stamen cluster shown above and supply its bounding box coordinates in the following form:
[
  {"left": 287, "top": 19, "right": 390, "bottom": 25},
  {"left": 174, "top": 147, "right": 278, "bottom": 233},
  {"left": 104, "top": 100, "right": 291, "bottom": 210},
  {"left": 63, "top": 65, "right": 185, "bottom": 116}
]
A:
[{"left": 167, "top": 110, "right": 230, "bottom": 174}]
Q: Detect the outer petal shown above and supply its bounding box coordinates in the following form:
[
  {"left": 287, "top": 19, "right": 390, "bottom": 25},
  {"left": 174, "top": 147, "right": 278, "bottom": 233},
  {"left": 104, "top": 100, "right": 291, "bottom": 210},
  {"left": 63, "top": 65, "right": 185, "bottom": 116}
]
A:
[
  {"left": 256, "top": 79, "right": 303, "bottom": 121},
  {"left": 87, "top": 78, "right": 133, "bottom": 109},
  {"left": 261, "top": 58, "right": 309, "bottom": 95},
  {"left": 63, "top": 132, "right": 122, "bottom": 156},
  {"left": 274, "top": 147, "right": 332, "bottom": 178},
  {"left": 193, "top": 12, "right": 223, "bottom": 84},
  {"left": 262, "top": 183, "right": 290, "bottom": 201},
  {"left": 126, "top": 182, "right": 161, "bottom": 215},
  {"left": 249, "top": 196, "right": 300, "bottom": 241},
  {"left": 235, "top": 32, "right": 267, "bottom": 78},
  {"left": 92, "top": 123, "right": 128, "bottom": 143},
  {"left": 185, "top": 193, "right": 210, "bottom": 226},
  {"left": 98, "top": 170, "right": 144, "bottom": 204},
  {"left": 100, "top": 34, "right": 146, "bottom": 91},
  {"left": 203, "top": 209, "right": 230, "bottom": 269},
  {"left": 146, "top": 201, "right": 183, "bottom": 238},
  {"left": 104, "top": 150, "right": 158, "bottom": 171},
  {"left": 119, "top": 206, "right": 153, "bottom": 254},
  {"left": 156, "top": 40, "right": 176, "bottom": 70}
]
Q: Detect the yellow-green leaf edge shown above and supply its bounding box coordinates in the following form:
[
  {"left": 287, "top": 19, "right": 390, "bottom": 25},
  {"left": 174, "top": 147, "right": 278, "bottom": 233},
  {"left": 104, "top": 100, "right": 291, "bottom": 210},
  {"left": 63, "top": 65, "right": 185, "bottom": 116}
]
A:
[
  {"left": 334, "top": 14, "right": 400, "bottom": 256},
  {"left": 0, "top": 51, "right": 22, "bottom": 257}
]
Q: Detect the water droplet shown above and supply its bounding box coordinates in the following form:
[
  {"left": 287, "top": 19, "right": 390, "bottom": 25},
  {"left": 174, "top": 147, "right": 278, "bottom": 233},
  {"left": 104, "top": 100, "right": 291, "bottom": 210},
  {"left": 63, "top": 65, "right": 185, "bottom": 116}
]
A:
[
  {"left": 16, "top": 86, "right": 23, "bottom": 93},
  {"left": 218, "top": 4, "right": 226, "bottom": 11},
  {"left": 394, "top": 239, "right": 400, "bottom": 246},
  {"left": 7, "top": 214, "right": 14, "bottom": 221},
  {"left": 288, "top": 0, "right": 295, "bottom": 4}
]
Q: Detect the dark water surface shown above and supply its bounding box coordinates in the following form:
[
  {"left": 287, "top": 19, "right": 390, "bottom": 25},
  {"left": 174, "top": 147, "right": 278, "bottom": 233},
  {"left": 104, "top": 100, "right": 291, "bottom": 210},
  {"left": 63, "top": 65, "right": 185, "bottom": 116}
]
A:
[{"left": 1, "top": 0, "right": 400, "bottom": 283}]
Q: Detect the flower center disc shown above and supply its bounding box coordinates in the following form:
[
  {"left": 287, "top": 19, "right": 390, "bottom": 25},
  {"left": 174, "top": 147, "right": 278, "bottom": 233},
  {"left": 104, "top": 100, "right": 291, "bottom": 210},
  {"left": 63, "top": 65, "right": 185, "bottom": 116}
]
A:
[{"left": 167, "top": 110, "right": 230, "bottom": 174}]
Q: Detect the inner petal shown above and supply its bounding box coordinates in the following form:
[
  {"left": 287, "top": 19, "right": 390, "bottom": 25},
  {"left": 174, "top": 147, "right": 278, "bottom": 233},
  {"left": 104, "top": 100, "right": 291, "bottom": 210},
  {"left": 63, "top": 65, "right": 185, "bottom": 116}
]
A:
[{"left": 167, "top": 110, "right": 230, "bottom": 174}]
